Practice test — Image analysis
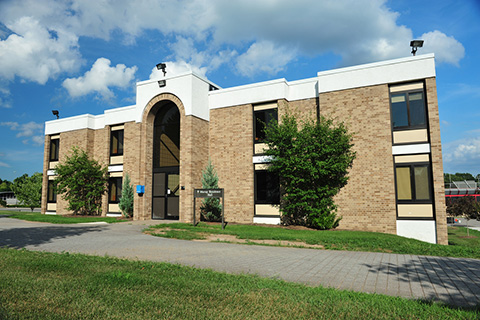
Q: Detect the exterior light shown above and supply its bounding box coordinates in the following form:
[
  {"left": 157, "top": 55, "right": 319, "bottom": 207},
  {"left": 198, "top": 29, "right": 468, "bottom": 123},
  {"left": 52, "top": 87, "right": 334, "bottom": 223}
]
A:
[
  {"left": 156, "top": 63, "right": 166, "bottom": 76},
  {"left": 158, "top": 80, "right": 166, "bottom": 88},
  {"left": 52, "top": 110, "right": 59, "bottom": 119},
  {"left": 410, "top": 40, "right": 424, "bottom": 56}
]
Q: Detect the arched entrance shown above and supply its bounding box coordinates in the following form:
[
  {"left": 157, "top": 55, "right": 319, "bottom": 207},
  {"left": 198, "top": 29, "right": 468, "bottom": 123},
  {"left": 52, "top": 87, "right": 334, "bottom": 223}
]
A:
[{"left": 152, "top": 102, "right": 180, "bottom": 219}]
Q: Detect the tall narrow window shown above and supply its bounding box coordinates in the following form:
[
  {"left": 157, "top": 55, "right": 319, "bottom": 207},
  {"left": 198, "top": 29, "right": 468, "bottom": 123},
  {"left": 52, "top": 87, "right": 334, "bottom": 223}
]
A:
[
  {"left": 49, "top": 138, "right": 59, "bottom": 161},
  {"left": 255, "top": 170, "right": 280, "bottom": 205},
  {"left": 110, "top": 129, "right": 124, "bottom": 156},
  {"left": 47, "top": 180, "right": 57, "bottom": 203},
  {"left": 254, "top": 108, "right": 277, "bottom": 144},
  {"left": 108, "top": 177, "right": 122, "bottom": 203},
  {"left": 390, "top": 89, "right": 427, "bottom": 130},
  {"left": 395, "top": 163, "right": 431, "bottom": 203}
]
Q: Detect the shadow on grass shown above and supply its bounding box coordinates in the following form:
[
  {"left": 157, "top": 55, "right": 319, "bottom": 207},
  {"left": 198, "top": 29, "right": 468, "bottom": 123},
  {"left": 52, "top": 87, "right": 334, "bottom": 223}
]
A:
[
  {"left": 362, "top": 255, "right": 480, "bottom": 309},
  {"left": 0, "top": 217, "right": 103, "bottom": 249}
]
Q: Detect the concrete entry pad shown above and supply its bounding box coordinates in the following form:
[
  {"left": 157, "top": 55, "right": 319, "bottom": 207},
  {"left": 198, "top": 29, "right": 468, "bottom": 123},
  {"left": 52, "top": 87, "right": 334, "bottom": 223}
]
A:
[{"left": 0, "top": 217, "right": 479, "bottom": 308}]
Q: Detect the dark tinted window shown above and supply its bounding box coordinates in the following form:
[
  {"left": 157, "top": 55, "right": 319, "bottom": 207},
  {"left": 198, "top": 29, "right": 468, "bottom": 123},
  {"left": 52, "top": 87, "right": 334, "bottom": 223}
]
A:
[
  {"left": 255, "top": 170, "right": 280, "bottom": 204},
  {"left": 49, "top": 139, "right": 59, "bottom": 161},
  {"left": 391, "top": 90, "right": 426, "bottom": 130},
  {"left": 254, "top": 109, "right": 277, "bottom": 143},
  {"left": 108, "top": 177, "right": 122, "bottom": 203},
  {"left": 110, "top": 130, "right": 124, "bottom": 156}
]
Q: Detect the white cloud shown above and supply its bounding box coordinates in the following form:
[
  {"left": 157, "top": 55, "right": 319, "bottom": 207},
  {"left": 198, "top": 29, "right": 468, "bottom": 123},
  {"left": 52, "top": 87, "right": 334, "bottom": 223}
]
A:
[
  {"left": 0, "top": 0, "right": 466, "bottom": 82},
  {"left": 0, "top": 161, "right": 10, "bottom": 168},
  {"left": 420, "top": 31, "right": 465, "bottom": 66},
  {"left": 0, "top": 16, "right": 82, "bottom": 84},
  {"left": 62, "top": 58, "right": 137, "bottom": 99},
  {"left": 443, "top": 138, "right": 480, "bottom": 173},
  {"left": 236, "top": 41, "right": 297, "bottom": 77},
  {"left": 0, "top": 121, "right": 44, "bottom": 145}
]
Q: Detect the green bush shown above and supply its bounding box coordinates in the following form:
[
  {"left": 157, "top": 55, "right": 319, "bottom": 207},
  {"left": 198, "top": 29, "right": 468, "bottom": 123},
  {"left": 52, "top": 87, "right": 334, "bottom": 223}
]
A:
[
  {"left": 200, "top": 160, "right": 222, "bottom": 222},
  {"left": 55, "top": 147, "right": 108, "bottom": 215},
  {"left": 119, "top": 174, "right": 134, "bottom": 218},
  {"left": 264, "top": 111, "right": 355, "bottom": 230}
]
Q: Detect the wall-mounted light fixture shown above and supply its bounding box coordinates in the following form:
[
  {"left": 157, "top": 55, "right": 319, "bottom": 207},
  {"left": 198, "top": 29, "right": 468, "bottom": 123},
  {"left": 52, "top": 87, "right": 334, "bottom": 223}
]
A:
[
  {"left": 158, "top": 80, "right": 166, "bottom": 88},
  {"left": 410, "top": 40, "right": 424, "bottom": 56},
  {"left": 52, "top": 110, "right": 59, "bottom": 119},
  {"left": 156, "top": 63, "right": 166, "bottom": 76}
]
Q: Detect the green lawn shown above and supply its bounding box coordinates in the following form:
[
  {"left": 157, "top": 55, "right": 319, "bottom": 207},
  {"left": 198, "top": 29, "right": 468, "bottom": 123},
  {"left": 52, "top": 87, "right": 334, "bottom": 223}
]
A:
[
  {"left": 145, "top": 222, "right": 480, "bottom": 259},
  {"left": 1, "top": 210, "right": 127, "bottom": 224},
  {"left": 0, "top": 248, "right": 477, "bottom": 319}
]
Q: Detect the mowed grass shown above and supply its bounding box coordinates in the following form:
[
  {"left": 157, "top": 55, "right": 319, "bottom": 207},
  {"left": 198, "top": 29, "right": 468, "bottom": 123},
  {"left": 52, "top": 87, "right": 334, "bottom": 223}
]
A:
[
  {"left": 0, "top": 248, "right": 478, "bottom": 319},
  {"left": 145, "top": 223, "right": 480, "bottom": 259},
  {"left": 1, "top": 210, "right": 127, "bottom": 224}
]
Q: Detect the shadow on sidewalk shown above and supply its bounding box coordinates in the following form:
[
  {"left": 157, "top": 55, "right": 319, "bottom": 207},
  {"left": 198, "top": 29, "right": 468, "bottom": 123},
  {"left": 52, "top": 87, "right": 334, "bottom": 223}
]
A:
[
  {"left": 0, "top": 224, "right": 104, "bottom": 249},
  {"left": 362, "top": 255, "right": 480, "bottom": 308}
]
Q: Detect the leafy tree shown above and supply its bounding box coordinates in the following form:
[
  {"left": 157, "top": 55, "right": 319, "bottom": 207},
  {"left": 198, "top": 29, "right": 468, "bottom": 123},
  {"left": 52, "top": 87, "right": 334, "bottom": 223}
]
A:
[
  {"left": 200, "top": 159, "right": 222, "bottom": 222},
  {"left": 12, "top": 172, "right": 43, "bottom": 211},
  {"left": 444, "top": 173, "right": 476, "bottom": 186},
  {"left": 446, "top": 195, "right": 480, "bottom": 236},
  {"left": 55, "top": 147, "right": 108, "bottom": 215},
  {"left": 119, "top": 173, "right": 134, "bottom": 218},
  {"left": 0, "top": 178, "right": 13, "bottom": 192},
  {"left": 264, "top": 111, "right": 356, "bottom": 230}
]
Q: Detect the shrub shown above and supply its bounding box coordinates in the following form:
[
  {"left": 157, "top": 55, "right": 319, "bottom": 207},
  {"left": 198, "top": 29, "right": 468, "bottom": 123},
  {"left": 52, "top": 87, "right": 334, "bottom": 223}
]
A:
[{"left": 200, "top": 160, "right": 222, "bottom": 222}]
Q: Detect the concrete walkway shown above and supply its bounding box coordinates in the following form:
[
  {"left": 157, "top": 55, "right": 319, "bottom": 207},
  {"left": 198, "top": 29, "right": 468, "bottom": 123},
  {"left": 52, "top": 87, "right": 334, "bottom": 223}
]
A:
[{"left": 1, "top": 217, "right": 479, "bottom": 308}]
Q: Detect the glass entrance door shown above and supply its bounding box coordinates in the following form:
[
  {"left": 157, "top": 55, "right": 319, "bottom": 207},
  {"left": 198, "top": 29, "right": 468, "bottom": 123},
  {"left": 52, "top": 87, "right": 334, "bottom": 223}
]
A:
[
  {"left": 152, "top": 102, "right": 180, "bottom": 220},
  {"left": 152, "top": 171, "right": 179, "bottom": 219}
]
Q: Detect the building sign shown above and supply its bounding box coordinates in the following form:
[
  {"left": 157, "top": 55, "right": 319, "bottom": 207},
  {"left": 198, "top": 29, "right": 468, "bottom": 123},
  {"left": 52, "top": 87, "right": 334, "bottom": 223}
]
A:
[
  {"left": 193, "top": 188, "right": 225, "bottom": 229},
  {"left": 194, "top": 189, "right": 223, "bottom": 198}
]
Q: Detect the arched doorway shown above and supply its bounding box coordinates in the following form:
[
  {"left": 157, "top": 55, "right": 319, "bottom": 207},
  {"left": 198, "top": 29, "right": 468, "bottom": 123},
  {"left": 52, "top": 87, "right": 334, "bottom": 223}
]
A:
[{"left": 152, "top": 102, "right": 180, "bottom": 219}]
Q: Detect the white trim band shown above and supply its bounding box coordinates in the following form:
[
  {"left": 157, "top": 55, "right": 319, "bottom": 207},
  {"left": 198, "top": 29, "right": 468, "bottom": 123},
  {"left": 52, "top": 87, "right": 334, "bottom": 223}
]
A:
[{"left": 392, "top": 143, "right": 430, "bottom": 155}]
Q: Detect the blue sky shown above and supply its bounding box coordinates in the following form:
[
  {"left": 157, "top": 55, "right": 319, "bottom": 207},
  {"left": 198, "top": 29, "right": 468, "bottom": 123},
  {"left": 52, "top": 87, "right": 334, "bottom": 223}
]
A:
[{"left": 0, "top": 0, "right": 479, "bottom": 182}]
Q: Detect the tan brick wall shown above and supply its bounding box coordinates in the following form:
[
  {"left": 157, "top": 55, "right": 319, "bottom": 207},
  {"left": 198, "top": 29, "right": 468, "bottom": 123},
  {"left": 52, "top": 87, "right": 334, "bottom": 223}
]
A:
[
  {"left": 41, "top": 135, "right": 51, "bottom": 214},
  {"left": 181, "top": 115, "right": 209, "bottom": 223},
  {"left": 426, "top": 77, "right": 448, "bottom": 245},
  {"left": 123, "top": 121, "right": 142, "bottom": 217},
  {"left": 279, "top": 98, "right": 318, "bottom": 123},
  {"left": 319, "top": 84, "right": 398, "bottom": 234},
  {"left": 210, "top": 104, "right": 254, "bottom": 223}
]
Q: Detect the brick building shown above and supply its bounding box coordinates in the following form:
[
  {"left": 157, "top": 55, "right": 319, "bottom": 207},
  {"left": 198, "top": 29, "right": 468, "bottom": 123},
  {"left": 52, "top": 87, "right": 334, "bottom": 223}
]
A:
[{"left": 42, "top": 54, "right": 447, "bottom": 244}]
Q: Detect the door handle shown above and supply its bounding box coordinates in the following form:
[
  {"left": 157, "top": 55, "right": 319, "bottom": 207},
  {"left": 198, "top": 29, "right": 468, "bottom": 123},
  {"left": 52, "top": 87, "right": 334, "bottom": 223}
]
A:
[{"left": 167, "top": 188, "right": 171, "bottom": 195}]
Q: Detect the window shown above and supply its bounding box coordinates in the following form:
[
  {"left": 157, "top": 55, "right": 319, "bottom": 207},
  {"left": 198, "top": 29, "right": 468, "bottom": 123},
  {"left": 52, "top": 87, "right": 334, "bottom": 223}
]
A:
[
  {"left": 254, "top": 108, "right": 277, "bottom": 144},
  {"left": 49, "top": 138, "right": 59, "bottom": 161},
  {"left": 390, "top": 90, "right": 426, "bottom": 130},
  {"left": 47, "top": 180, "right": 57, "bottom": 203},
  {"left": 395, "top": 164, "right": 431, "bottom": 202},
  {"left": 110, "top": 129, "right": 124, "bottom": 156},
  {"left": 108, "top": 177, "right": 122, "bottom": 203},
  {"left": 255, "top": 170, "right": 280, "bottom": 205}
]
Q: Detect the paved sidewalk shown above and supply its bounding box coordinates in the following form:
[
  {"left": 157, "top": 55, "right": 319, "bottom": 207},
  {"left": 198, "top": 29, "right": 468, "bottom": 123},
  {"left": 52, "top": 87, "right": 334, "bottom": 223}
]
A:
[{"left": 1, "top": 217, "right": 479, "bottom": 308}]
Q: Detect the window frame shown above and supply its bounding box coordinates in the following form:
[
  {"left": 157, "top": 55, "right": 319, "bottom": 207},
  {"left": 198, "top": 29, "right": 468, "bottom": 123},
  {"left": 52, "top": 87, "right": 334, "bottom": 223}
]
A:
[
  {"left": 254, "top": 169, "right": 280, "bottom": 206},
  {"left": 108, "top": 177, "right": 122, "bottom": 204},
  {"left": 110, "top": 129, "right": 124, "bottom": 156},
  {"left": 253, "top": 108, "right": 278, "bottom": 145},
  {"left": 49, "top": 138, "right": 60, "bottom": 162},
  {"left": 394, "top": 162, "right": 433, "bottom": 205},
  {"left": 390, "top": 87, "right": 428, "bottom": 131},
  {"left": 47, "top": 180, "right": 57, "bottom": 203}
]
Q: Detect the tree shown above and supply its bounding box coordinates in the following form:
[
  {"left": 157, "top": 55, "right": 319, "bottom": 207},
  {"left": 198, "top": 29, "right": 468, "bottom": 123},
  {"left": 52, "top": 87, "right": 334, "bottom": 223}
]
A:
[
  {"left": 0, "top": 178, "right": 13, "bottom": 192},
  {"left": 119, "top": 173, "right": 134, "bottom": 218},
  {"left": 200, "top": 159, "right": 222, "bottom": 222},
  {"left": 12, "top": 172, "right": 43, "bottom": 211},
  {"left": 446, "top": 195, "right": 480, "bottom": 236},
  {"left": 264, "top": 111, "right": 356, "bottom": 230},
  {"left": 55, "top": 147, "right": 108, "bottom": 215}
]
